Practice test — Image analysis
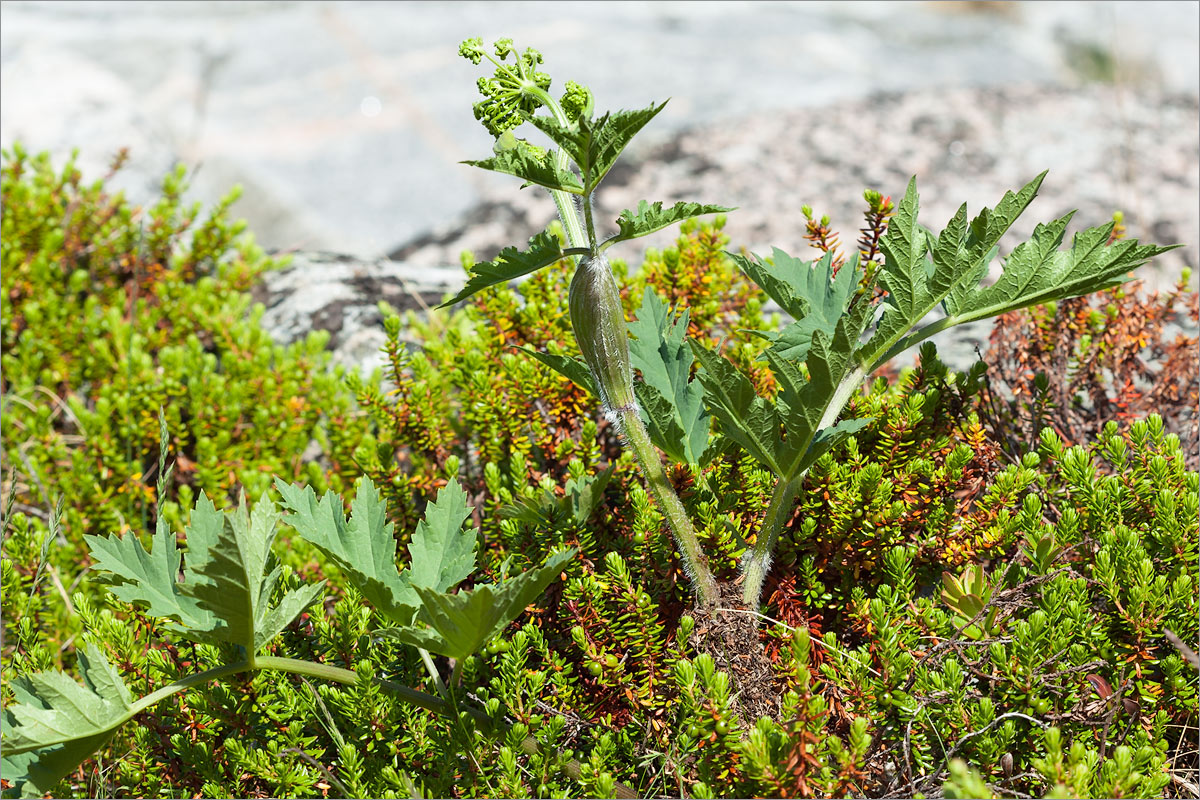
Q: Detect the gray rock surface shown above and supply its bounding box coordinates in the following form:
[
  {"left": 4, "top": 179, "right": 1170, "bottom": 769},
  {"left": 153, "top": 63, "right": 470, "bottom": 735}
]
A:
[
  {"left": 251, "top": 251, "right": 461, "bottom": 376},
  {"left": 4, "top": 1, "right": 1197, "bottom": 375},
  {"left": 257, "top": 82, "right": 1198, "bottom": 374},
  {"left": 3, "top": 1, "right": 1197, "bottom": 257}
]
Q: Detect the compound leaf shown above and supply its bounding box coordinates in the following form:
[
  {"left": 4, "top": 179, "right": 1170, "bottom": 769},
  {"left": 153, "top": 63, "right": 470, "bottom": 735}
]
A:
[
  {"left": 746, "top": 250, "right": 859, "bottom": 362},
  {"left": 691, "top": 341, "right": 788, "bottom": 477},
  {"left": 850, "top": 172, "right": 1177, "bottom": 371},
  {"left": 603, "top": 200, "right": 733, "bottom": 249},
  {"left": 441, "top": 230, "right": 568, "bottom": 307},
  {"left": 856, "top": 172, "right": 1047, "bottom": 372}
]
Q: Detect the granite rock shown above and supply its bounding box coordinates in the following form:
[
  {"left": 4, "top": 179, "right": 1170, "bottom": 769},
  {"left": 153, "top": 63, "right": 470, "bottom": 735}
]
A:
[{"left": 256, "top": 83, "right": 1197, "bottom": 374}]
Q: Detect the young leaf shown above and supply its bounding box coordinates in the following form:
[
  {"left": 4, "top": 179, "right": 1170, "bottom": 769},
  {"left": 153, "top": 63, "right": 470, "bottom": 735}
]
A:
[
  {"left": 276, "top": 477, "right": 419, "bottom": 623},
  {"left": 462, "top": 140, "right": 584, "bottom": 194},
  {"left": 406, "top": 479, "right": 477, "bottom": 594},
  {"left": 518, "top": 347, "right": 598, "bottom": 397},
  {"left": 380, "top": 549, "right": 576, "bottom": 661},
  {"left": 602, "top": 200, "right": 733, "bottom": 249},
  {"left": 501, "top": 465, "right": 614, "bottom": 529},
  {"left": 2, "top": 643, "right": 133, "bottom": 798},
  {"left": 627, "top": 287, "right": 710, "bottom": 464},
  {"left": 528, "top": 103, "right": 666, "bottom": 193},
  {"left": 441, "top": 230, "right": 568, "bottom": 307}
]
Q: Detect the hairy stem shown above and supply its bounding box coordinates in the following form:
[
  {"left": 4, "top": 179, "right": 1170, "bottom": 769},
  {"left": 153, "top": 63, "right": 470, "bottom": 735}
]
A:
[
  {"left": 742, "top": 364, "right": 869, "bottom": 608},
  {"left": 741, "top": 474, "right": 801, "bottom": 608},
  {"left": 531, "top": 93, "right": 717, "bottom": 608},
  {"left": 616, "top": 405, "right": 718, "bottom": 607},
  {"left": 531, "top": 91, "right": 590, "bottom": 255}
]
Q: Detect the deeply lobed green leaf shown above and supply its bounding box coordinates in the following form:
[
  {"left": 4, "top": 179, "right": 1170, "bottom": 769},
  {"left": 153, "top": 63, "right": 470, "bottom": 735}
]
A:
[
  {"left": 462, "top": 140, "right": 584, "bottom": 194},
  {"left": 627, "top": 288, "right": 711, "bottom": 465},
  {"left": 380, "top": 549, "right": 575, "bottom": 661},
  {"left": 85, "top": 494, "right": 322, "bottom": 652},
  {"left": 604, "top": 201, "right": 733, "bottom": 250},
  {"left": 441, "top": 230, "right": 568, "bottom": 307},
  {"left": 527, "top": 103, "right": 666, "bottom": 193}
]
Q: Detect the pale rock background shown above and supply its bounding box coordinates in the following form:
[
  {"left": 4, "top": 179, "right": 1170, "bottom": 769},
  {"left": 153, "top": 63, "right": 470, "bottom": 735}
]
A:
[{"left": 3, "top": 0, "right": 1197, "bottom": 374}]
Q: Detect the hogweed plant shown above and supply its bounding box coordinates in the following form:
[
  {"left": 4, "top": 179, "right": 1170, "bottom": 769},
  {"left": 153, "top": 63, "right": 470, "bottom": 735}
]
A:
[
  {"left": 449, "top": 37, "right": 1177, "bottom": 616},
  {"left": 449, "top": 37, "right": 732, "bottom": 606}
]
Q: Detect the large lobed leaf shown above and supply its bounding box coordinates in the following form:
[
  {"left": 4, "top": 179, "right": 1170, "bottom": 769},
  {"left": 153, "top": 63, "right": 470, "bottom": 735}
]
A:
[
  {"left": 84, "top": 514, "right": 210, "bottom": 632},
  {"left": 380, "top": 549, "right": 576, "bottom": 661},
  {"left": 84, "top": 494, "right": 323, "bottom": 653},
  {"left": 854, "top": 171, "right": 1177, "bottom": 371},
  {"left": 406, "top": 480, "right": 477, "bottom": 593},
  {"left": 690, "top": 341, "right": 793, "bottom": 477},
  {"left": 277, "top": 477, "right": 479, "bottom": 626},
  {"left": 440, "top": 230, "right": 568, "bottom": 307},
  {"left": 180, "top": 493, "right": 323, "bottom": 652},
  {"left": 1, "top": 644, "right": 134, "bottom": 798},
  {"left": 276, "top": 476, "right": 417, "bottom": 620}
]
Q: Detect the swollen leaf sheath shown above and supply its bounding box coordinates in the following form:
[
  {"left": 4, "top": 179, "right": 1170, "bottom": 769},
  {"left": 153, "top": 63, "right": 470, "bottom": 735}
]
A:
[{"left": 569, "top": 254, "right": 636, "bottom": 415}]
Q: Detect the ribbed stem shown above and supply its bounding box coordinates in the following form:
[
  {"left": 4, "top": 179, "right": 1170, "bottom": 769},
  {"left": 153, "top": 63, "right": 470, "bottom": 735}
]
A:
[
  {"left": 130, "top": 661, "right": 252, "bottom": 716},
  {"left": 742, "top": 364, "right": 870, "bottom": 610},
  {"left": 616, "top": 405, "right": 718, "bottom": 607},
  {"left": 741, "top": 475, "right": 800, "bottom": 608}
]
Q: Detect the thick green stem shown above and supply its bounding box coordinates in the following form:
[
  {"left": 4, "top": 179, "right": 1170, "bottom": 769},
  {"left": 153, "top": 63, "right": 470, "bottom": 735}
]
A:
[
  {"left": 742, "top": 364, "right": 870, "bottom": 609},
  {"left": 616, "top": 406, "right": 718, "bottom": 607},
  {"left": 255, "top": 655, "right": 458, "bottom": 720},
  {"left": 531, "top": 91, "right": 589, "bottom": 254},
  {"left": 741, "top": 475, "right": 801, "bottom": 608},
  {"left": 130, "top": 660, "right": 252, "bottom": 716}
]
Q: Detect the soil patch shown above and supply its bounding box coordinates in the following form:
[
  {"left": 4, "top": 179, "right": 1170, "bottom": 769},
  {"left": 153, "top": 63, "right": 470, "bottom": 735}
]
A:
[{"left": 690, "top": 582, "right": 781, "bottom": 725}]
